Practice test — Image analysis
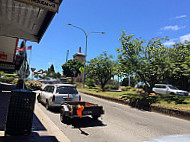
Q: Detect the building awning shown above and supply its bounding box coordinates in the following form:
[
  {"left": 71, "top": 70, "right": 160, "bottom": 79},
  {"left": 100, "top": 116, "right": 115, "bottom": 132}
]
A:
[{"left": 0, "top": 0, "right": 62, "bottom": 43}]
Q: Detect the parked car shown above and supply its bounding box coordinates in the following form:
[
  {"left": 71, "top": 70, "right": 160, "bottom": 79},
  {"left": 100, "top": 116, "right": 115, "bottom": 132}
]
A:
[
  {"left": 145, "top": 134, "right": 190, "bottom": 142},
  {"left": 152, "top": 84, "right": 189, "bottom": 96},
  {"left": 37, "top": 84, "right": 81, "bottom": 109}
]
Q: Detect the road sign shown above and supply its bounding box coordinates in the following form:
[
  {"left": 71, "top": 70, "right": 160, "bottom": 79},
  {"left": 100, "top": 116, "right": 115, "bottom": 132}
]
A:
[{"left": 14, "top": 0, "right": 60, "bottom": 13}]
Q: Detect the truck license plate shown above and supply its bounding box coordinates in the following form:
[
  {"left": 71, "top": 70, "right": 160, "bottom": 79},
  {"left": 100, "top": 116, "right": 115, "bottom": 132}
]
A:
[{"left": 83, "top": 111, "right": 92, "bottom": 115}]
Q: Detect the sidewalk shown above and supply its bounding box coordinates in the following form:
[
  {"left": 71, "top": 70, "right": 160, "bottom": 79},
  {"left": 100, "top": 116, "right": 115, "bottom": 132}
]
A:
[{"left": 0, "top": 83, "right": 70, "bottom": 142}]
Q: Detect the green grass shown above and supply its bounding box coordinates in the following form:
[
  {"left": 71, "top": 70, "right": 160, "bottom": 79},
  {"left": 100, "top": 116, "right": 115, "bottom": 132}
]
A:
[
  {"left": 78, "top": 88, "right": 137, "bottom": 99},
  {"left": 153, "top": 99, "right": 190, "bottom": 111},
  {"left": 78, "top": 87, "right": 190, "bottom": 111}
]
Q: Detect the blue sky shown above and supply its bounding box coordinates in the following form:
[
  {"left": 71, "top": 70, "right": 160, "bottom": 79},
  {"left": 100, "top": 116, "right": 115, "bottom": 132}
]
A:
[{"left": 22, "top": 0, "right": 190, "bottom": 73}]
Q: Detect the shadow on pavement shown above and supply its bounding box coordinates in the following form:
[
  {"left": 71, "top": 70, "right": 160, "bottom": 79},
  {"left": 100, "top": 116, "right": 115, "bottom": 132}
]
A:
[
  {"left": 0, "top": 132, "right": 59, "bottom": 142},
  {"left": 70, "top": 116, "right": 106, "bottom": 128},
  {"left": 49, "top": 108, "right": 61, "bottom": 114},
  {"left": 0, "top": 83, "right": 16, "bottom": 131},
  {"left": 0, "top": 92, "right": 11, "bottom": 131},
  {"left": 32, "top": 114, "right": 47, "bottom": 131},
  {"left": 0, "top": 83, "right": 57, "bottom": 141},
  {"left": 0, "top": 83, "right": 47, "bottom": 132},
  {"left": 70, "top": 117, "right": 106, "bottom": 136}
]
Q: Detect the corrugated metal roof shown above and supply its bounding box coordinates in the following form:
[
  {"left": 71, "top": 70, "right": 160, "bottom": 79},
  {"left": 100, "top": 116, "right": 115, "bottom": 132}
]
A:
[{"left": 0, "top": 0, "right": 61, "bottom": 42}]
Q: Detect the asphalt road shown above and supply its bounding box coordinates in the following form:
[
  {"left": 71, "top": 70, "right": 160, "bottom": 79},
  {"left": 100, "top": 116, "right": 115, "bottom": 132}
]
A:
[{"left": 37, "top": 92, "right": 190, "bottom": 142}]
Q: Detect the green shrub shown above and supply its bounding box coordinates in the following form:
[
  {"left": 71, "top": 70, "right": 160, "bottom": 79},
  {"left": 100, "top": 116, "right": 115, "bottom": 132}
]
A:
[
  {"left": 10, "top": 79, "right": 18, "bottom": 85},
  {"left": 85, "top": 78, "right": 96, "bottom": 88},
  {"left": 121, "top": 86, "right": 132, "bottom": 91},
  {"left": 130, "top": 87, "right": 137, "bottom": 91},
  {"left": 104, "top": 84, "right": 119, "bottom": 90},
  {"left": 111, "top": 84, "right": 119, "bottom": 90},
  {"left": 104, "top": 84, "right": 112, "bottom": 90},
  {"left": 0, "top": 77, "right": 15, "bottom": 83},
  {"left": 25, "top": 80, "right": 42, "bottom": 91},
  {"left": 0, "top": 78, "right": 7, "bottom": 83}
]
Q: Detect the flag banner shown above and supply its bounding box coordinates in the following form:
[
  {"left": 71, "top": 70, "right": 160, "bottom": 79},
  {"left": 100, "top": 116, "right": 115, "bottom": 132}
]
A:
[
  {"left": 17, "top": 45, "right": 32, "bottom": 52},
  {"left": 26, "top": 46, "right": 32, "bottom": 50},
  {"left": 17, "top": 46, "right": 26, "bottom": 52}
]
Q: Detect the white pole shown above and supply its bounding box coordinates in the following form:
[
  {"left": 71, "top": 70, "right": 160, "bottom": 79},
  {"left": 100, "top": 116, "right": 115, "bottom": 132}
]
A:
[{"left": 128, "top": 75, "right": 130, "bottom": 86}]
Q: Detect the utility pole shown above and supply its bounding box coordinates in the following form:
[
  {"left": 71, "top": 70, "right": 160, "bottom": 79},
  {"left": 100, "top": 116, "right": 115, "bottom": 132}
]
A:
[{"left": 66, "top": 50, "right": 69, "bottom": 62}]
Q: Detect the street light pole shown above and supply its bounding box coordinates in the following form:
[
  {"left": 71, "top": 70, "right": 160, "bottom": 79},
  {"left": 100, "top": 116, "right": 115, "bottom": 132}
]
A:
[{"left": 67, "top": 24, "right": 105, "bottom": 87}]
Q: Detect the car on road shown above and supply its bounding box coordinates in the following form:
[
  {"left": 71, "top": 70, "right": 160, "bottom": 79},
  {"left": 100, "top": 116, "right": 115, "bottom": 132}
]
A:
[
  {"left": 152, "top": 84, "right": 189, "bottom": 96},
  {"left": 37, "top": 84, "right": 81, "bottom": 109}
]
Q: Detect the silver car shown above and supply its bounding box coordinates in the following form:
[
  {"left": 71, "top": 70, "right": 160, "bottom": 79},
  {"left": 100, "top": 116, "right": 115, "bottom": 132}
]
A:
[
  {"left": 37, "top": 84, "right": 81, "bottom": 109},
  {"left": 152, "top": 84, "right": 189, "bottom": 96}
]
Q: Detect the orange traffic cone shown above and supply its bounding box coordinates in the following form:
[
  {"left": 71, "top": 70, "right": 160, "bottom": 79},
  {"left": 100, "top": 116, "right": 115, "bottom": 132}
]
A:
[{"left": 77, "top": 105, "right": 84, "bottom": 118}]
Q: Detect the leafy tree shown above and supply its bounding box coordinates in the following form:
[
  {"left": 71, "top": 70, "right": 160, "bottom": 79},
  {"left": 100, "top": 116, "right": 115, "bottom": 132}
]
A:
[
  {"left": 47, "top": 64, "right": 55, "bottom": 76},
  {"left": 121, "top": 77, "right": 138, "bottom": 87},
  {"left": 113, "top": 61, "right": 125, "bottom": 87},
  {"left": 117, "top": 31, "right": 170, "bottom": 93},
  {"left": 57, "top": 72, "right": 62, "bottom": 79},
  {"left": 62, "top": 59, "right": 84, "bottom": 77},
  {"left": 166, "top": 42, "right": 190, "bottom": 90},
  {"left": 86, "top": 52, "right": 115, "bottom": 90},
  {"left": 85, "top": 78, "right": 96, "bottom": 88}
]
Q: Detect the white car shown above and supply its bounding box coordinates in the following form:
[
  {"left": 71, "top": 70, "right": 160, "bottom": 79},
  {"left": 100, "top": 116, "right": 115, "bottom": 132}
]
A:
[
  {"left": 37, "top": 84, "right": 81, "bottom": 109},
  {"left": 152, "top": 84, "right": 189, "bottom": 96}
]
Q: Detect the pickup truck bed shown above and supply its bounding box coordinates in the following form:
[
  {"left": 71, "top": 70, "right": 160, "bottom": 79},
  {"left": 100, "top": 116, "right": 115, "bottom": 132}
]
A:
[{"left": 60, "top": 101, "right": 104, "bottom": 123}]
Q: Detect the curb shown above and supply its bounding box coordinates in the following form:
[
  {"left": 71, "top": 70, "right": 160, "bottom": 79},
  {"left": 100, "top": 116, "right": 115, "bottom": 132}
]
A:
[
  {"left": 151, "top": 105, "right": 190, "bottom": 121},
  {"left": 34, "top": 103, "right": 71, "bottom": 142},
  {"left": 79, "top": 90, "right": 190, "bottom": 121}
]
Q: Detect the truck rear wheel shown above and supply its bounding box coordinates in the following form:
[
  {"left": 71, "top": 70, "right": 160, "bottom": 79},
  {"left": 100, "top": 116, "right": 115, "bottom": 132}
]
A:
[
  {"left": 60, "top": 108, "right": 70, "bottom": 124},
  {"left": 92, "top": 115, "right": 100, "bottom": 120}
]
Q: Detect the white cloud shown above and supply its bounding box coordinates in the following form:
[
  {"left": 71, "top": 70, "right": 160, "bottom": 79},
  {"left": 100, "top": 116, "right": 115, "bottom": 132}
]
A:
[
  {"left": 161, "top": 25, "right": 186, "bottom": 31},
  {"left": 180, "top": 33, "right": 190, "bottom": 42},
  {"left": 163, "top": 38, "right": 178, "bottom": 46},
  {"left": 163, "top": 41, "right": 175, "bottom": 46},
  {"left": 176, "top": 15, "right": 187, "bottom": 19}
]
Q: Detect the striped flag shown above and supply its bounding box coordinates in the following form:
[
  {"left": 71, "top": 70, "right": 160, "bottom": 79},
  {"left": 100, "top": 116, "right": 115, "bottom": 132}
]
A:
[
  {"left": 17, "top": 46, "right": 32, "bottom": 52},
  {"left": 26, "top": 46, "right": 32, "bottom": 50},
  {"left": 17, "top": 46, "right": 26, "bottom": 52}
]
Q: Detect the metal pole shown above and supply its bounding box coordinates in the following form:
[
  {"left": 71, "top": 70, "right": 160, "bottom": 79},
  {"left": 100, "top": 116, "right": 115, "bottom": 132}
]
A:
[
  {"left": 128, "top": 75, "right": 130, "bottom": 86},
  {"left": 66, "top": 50, "right": 69, "bottom": 62},
  {"left": 67, "top": 24, "right": 105, "bottom": 88},
  {"left": 83, "top": 35, "right": 87, "bottom": 88}
]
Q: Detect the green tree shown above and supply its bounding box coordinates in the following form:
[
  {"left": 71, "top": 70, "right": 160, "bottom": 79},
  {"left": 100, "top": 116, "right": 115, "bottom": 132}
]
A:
[
  {"left": 166, "top": 42, "right": 190, "bottom": 90},
  {"left": 113, "top": 61, "right": 125, "bottom": 87},
  {"left": 117, "top": 31, "right": 170, "bottom": 93},
  {"left": 62, "top": 59, "right": 84, "bottom": 77},
  {"left": 86, "top": 52, "right": 115, "bottom": 90},
  {"left": 47, "top": 64, "right": 55, "bottom": 76},
  {"left": 56, "top": 72, "right": 62, "bottom": 79}
]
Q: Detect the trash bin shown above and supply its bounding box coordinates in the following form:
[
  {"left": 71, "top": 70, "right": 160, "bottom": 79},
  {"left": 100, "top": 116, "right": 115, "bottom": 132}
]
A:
[{"left": 5, "top": 89, "right": 36, "bottom": 136}]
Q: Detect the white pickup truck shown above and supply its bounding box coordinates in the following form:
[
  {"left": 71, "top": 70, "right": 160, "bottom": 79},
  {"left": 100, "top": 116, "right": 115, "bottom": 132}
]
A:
[{"left": 152, "top": 84, "right": 189, "bottom": 96}]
